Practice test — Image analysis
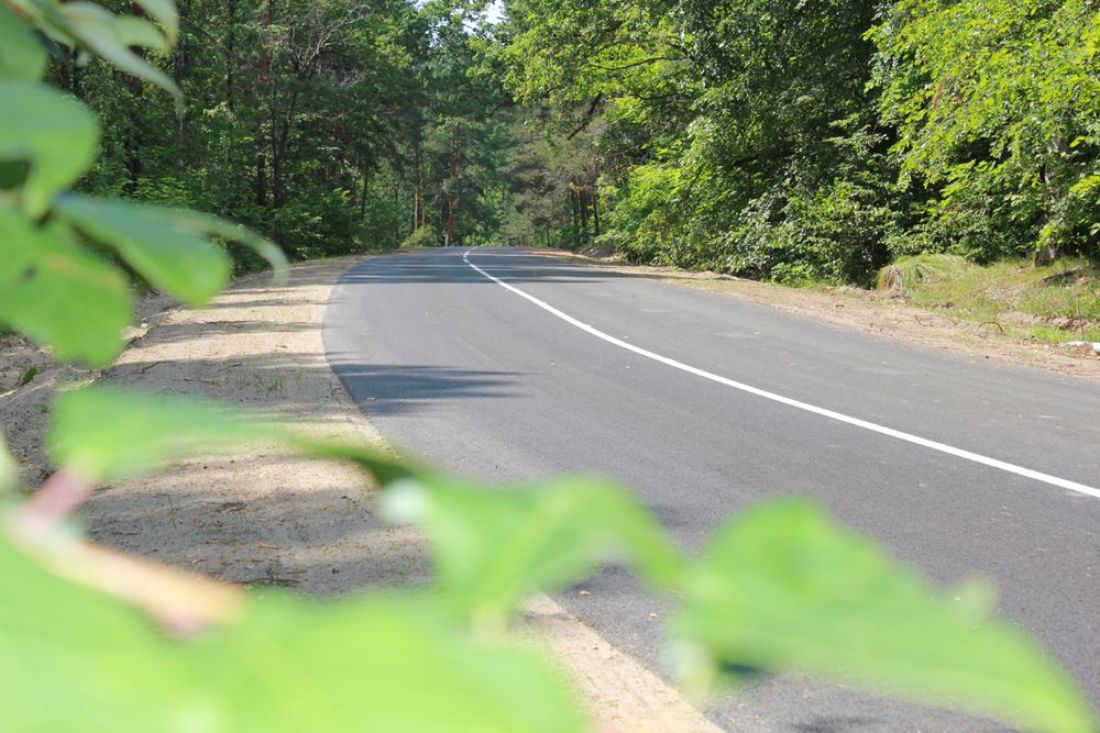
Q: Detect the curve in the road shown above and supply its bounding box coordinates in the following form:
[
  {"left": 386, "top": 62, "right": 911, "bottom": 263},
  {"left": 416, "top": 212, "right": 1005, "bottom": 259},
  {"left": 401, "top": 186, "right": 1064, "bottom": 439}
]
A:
[{"left": 462, "top": 249, "right": 1100, "bottom": 500}]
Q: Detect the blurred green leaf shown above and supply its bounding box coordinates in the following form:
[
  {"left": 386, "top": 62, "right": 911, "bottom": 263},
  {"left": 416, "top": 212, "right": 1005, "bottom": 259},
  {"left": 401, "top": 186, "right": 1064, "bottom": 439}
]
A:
[
  {"left": 383, "top": 476, "right": 685, "bottom": 627},
  {"left": 0, "top": 204, "right": 131, "bottom": 366},
  {"left": 47, "top": 386, "right": 270, "bottom": 482},
  {"left": 0, "top": 81, "right": 98, "bottom": 217},
  {"left": 47, "top": 386, "right": 410, "bottom": 487},
  {"left": 3, "top": 0, "right": 176, "bottom": 88},
  {"left": 0, "top": 4, "right": 48, "bottom": 81},
  {"left": 673, "top": 501, "right": 1096, "bottom": 733},
  {"left": 56, "top": 194, "right": 286, "bottom": 306},
  {"left": 0, "top": 534, "right": 585, "bottom": 732},
  {"left": 55, "top": 2, "right": 177, "bottom": 96},
  {"left": 131, "top": 0, "right": 178, "bottom": 45},
  {"left": 110, "top": 15, "right": 169, "bottom": 51},
  {"left": 290, "top": 436, "right": 418, "bottom": 487},
  {"left": 0, "top": 434, "right": 16, "bottom": 494}
]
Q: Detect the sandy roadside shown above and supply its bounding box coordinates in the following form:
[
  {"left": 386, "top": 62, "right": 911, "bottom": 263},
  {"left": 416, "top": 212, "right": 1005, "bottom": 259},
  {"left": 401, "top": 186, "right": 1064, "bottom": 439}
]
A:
[
  {"left": 535, "top": 249, "right": 1100, "bottom": 382},
  {"left": 0, "top": 256, "right": 720, "bottom": 733}
]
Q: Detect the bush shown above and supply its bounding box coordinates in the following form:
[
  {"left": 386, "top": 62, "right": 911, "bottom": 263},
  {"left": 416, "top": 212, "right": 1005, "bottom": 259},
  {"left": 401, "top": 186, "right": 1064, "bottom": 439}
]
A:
[
  {"left": 402, "top": 224, "right": 441, "bottom": 248},
  {"left": 876, "top": 253, "right": 974, "bottom": 295}
]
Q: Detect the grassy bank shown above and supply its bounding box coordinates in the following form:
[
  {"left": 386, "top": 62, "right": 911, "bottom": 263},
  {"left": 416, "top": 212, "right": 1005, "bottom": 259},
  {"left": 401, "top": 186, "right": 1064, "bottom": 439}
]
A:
[{"left": 879, "top": 255, "right": 1100, "bottom": 344}]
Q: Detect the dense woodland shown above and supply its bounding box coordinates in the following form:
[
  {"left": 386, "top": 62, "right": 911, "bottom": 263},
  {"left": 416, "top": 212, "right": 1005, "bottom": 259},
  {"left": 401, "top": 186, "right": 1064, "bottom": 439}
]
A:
[{"left": 65, "top": 0, "right": 1100, "bottom": 284}]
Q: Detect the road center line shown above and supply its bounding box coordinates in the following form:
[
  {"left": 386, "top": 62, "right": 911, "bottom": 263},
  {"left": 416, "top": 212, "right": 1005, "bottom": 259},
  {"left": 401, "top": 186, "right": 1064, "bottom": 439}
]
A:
[{"left": 462, "top": 249, "right": 1100, "bottom": 500}]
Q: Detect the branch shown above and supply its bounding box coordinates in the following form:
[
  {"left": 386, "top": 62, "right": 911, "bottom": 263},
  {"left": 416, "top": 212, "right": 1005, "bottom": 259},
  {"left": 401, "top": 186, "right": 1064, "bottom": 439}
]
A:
[{"left": 566, "top": 93, "right": 605, "bottom": 140}]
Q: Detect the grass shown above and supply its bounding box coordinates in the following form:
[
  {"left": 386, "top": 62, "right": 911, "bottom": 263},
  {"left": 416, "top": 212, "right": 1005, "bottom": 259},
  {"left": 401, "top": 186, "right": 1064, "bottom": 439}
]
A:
[{"left": 879, "top": 255, "right": 1100, "bottom": 343}]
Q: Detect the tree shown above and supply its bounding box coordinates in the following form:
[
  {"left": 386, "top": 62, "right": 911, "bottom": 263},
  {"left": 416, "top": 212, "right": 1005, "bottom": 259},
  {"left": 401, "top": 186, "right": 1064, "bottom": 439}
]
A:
[{"left": 871, "top": 0, "right": 1100, "bottom": 264}]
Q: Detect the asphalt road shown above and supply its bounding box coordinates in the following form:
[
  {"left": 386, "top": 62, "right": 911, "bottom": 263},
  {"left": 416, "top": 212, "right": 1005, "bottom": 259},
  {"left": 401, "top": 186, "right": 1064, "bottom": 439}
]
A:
[{"left": 323, "top": 247, "right": 1100, "bottom": 731}]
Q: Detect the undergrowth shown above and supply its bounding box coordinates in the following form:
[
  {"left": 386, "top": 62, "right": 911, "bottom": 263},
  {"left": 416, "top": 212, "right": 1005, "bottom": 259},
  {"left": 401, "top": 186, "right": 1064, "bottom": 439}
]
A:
[{"left": 879, "top": 256, "right": 1100, "bottom": 343}]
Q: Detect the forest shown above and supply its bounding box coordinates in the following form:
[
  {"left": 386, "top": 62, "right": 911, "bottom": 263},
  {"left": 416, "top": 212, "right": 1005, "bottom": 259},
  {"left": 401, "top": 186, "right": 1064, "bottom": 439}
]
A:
[{"left": 62, "top": 0, "right": 1100, "bottom": 282}]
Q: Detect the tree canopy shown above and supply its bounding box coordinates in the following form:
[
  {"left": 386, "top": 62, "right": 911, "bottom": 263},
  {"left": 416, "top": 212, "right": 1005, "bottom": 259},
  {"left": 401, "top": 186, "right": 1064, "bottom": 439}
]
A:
[{"left": 35, "top": 0, "right": 1100, "bottom": 282}]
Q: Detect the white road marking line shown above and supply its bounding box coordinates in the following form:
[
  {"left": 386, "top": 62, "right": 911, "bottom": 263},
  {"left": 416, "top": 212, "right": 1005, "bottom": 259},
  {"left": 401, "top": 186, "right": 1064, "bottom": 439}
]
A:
[{"left": 463, "top": 249, "right": 1100, "bottom": 500}]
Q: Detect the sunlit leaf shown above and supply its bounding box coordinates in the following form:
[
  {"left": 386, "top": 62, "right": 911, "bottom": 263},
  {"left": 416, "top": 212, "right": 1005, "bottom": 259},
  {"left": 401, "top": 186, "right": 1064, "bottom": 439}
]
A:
[
  {"left": 0, "top": 535, "right": 585, "bottom": 732},
  {"left": 382, "top": 476, "right": 685, "bottom": 626},
  {"left": 47, "top": 386, "right": 271, "bottom": 482},
  {"left": 111, "top": 16, "right": 170, "bottom": 51},
  {"left": 56, "top": 2, "right": 177, "bottom": 96},
  {"left": 290, "top": 437, "right": 418, "bottom": 487},
  {"left": 0, "top": 434, "right": 16, "bottom": 494},
  {"left": 47, "top": 386, "right": 408, "bottom": 487},
  {"left": 0, "top": 81, "right": 98, "bottom": 217},
  {"left": 56, "top": 194, "right": 286, "bottom": 306},
  {"left": 0, "top": 3, "right": 48, "bottom": 81},
  {"left": 673, "top": 501, "right": 1096, "bottom": 733},
  {"left": 132, "top": 0, "right": 178, "bottom": 45},
  {"left": 0, "top": 204, "right": 131, "bottom": 366}
]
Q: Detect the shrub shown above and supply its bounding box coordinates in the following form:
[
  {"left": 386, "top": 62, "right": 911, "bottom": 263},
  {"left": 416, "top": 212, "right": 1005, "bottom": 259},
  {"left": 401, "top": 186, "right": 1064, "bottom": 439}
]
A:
[{"left": 402, "top": 224, "right": 441, "bottom": 248}]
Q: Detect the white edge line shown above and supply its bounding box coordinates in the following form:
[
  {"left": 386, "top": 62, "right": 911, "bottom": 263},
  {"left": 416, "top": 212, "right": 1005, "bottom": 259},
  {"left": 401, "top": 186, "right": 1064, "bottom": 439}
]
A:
[{"left": 462, "top": 249, "right": 1100, "bottom": 500}]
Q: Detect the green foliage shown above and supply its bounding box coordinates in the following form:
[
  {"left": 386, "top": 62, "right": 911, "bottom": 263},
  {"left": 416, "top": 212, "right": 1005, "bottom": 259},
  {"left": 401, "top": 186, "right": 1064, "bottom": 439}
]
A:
[
  {"left": 47, "top": 386, "right": 268, "bottom": 482},
  {"left": 0, "top": 535, "right": 585, "bottom": 733},
  {"left": 18, "top": 366, "right": 38, "bottom": 387},
  {"left": 880, "top": 257, "right": 1100, "bottom": 343},
  {"left": 877, "top": 253, "right": 975, "bottom": 293},
  {"left": 383, "top": 476, "right": 685, "bottom": 627},
  {"left": 0, "top": 203, "right": 132, "bottom": 365},
  {"left": 0, "top": 3, "right": 284, "bottom": 366},
  {"left": 494, "top": 0, "right": 1100, "bottom": 281},
  {"left": 0, "top": 81, "right": 99, "bottom": 217},
  {"left": 871, "top": 0, "right": 1100, "bottom": 263},
  {"left": 1, "top": 377, "right": 1091, "bottom": 731},
  {"left": 0, "top": 3, "right": 47, "bottom": 82},
  {"left": 674, "top": 501, "right": 1093, "bottom": 733},
  {"left": 1, "top": 383, "right": 1094, "bottom": 730},
  {"left": 9, "top": 0, "right": 180, "bottom": 97},
  {"left": 401, "top": 223, "right": 440, "bottom": 248},
  {"left": 53, "top": 0, "right": 524, "bottom": 260}
]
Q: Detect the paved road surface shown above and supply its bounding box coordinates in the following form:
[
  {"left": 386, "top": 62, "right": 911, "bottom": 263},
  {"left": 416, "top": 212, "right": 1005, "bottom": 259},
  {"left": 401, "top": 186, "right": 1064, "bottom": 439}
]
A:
[{"left": 324, "top": 247, "right": 1100, "bottom": 731}]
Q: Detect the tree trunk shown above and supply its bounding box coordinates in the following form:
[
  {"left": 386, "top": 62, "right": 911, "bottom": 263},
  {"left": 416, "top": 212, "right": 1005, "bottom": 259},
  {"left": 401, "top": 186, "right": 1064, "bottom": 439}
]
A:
[
  {"left": 569, "top": 187, "right": 580, "bottom": 247},
  {"left": 591, "top": 186, "right": 601, "bottom": 237},
  {"left": 358, "top": 155, "right": 371, "bottom": 221},
  {"left": 445, "top": 125, "right": 458, "bottom": 246},
  {"left": 579, "top": 187, "right": 590, "bottom": 243},
  {"left": 65, "top": 47, "right": 84, "bottom": 98},
  {"left": 254, "top": 0, "right": 274, "bottom": 208},
  {"left": 271, "top": 140, "right": 286, "bottom": 208},
  {"left": 413, "top": 141, "right": 423, "bottom": 232},
  {"left": 226, "top": 0, "right": 236, "bottom": 111},
  {"left": 123, "top": 1, "right": 148, "bottom": 194},
  {"left": 172, "top": 0, "right": 189, "bottom": 139},
  {"left": 1036, "top": 137, "right": 1069, "bottom": 266}
]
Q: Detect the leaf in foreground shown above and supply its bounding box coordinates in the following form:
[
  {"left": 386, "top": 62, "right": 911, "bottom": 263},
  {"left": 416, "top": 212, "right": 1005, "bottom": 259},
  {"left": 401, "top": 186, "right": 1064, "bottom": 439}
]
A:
[
  {"left": 0, "top": 205, "right": 132, "bottom": 366},
  {"left": 0, "top": 534, "right": 585, "bottom": 732},
  {"left": 53, "top": 1, "right": 178, "bottom": 97},
  {"left": 47, "top": 386, "right": 410, "bottom": 486},
  {"left": 0, "top": 81, "right": 98, "bottom": 217},
  {"left": 673, "top": 501, "right": 1095, "bottom": 733},
  {"left": 0, "top": 3, "right": 48, "bottom": 82},
  {"left": 382, "top": 476, "right": 685, "bottom": 627},
  {"left": 56, "top": 194, "right": 286, "bottom": 307}
]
